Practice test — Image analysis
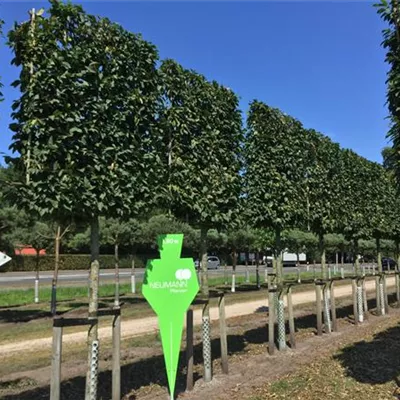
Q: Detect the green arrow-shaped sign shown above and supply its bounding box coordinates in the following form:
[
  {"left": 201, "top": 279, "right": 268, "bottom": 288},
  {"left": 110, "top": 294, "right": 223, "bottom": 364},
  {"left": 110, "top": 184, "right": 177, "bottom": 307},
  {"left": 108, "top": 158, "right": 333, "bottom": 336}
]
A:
[{"left": 142, "top": 234, "right": 199, "bottom": 399}]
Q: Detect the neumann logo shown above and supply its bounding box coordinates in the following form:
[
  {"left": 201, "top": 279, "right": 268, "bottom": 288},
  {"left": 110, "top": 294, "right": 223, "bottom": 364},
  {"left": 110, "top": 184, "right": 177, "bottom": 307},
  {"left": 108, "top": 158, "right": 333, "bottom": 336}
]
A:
[
  {"left": 175, "top": 269, "right": 191, "bottom": 280},
  {"left": 149, "top": 269, "right": 191, "bottom": 290}
]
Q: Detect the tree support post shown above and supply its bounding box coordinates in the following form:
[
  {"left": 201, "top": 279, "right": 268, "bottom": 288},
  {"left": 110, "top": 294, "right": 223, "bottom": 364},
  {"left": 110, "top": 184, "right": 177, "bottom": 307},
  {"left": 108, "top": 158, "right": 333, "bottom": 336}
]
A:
[
  {"left": 330, "top": 281, "right": 337, "bottom": 332},
  {"left": 219, "top": 294, "right": 228, "bottom": 374},
  {"left": 268, "top": 287, "right": 276, "bottom": 355},
  {"left": 50, "top": 323, "right": 63, "bottom": 400},
  {"left": 396, "top": 272, "right": 400, "bottom": 308},
  {"left": 112, "top": 307, "right": 121, "bottom": 400},
  {"left": 316, "top": 282, "right": 323, "bottom": 336},
  {"left": 186, "top": 308, "right": 194, "bottom": 391}
]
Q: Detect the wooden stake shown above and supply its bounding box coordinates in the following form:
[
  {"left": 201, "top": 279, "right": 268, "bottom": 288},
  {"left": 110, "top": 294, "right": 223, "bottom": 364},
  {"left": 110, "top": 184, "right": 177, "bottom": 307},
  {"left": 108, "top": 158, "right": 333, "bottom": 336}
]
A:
[
  {"left": 219, "top": 294, "right": 228, "bottom": 374},
  {"left": 268, "top": 289, "right": 275, "bottom": 355},
  {"left": 316, "top": 283, "right": 323, "bottom": 336},
  {"left": 50, "top": 324, "right": 63, "bottom": 400},
  {"left": 330, "top": 281, "right": 337, "bottom": 332},
  {"left": 186, "top": 308, "right": 194, "bottom": 391},
  {"left": 112, "top": 309, "right": 121, "bottom": 400}
]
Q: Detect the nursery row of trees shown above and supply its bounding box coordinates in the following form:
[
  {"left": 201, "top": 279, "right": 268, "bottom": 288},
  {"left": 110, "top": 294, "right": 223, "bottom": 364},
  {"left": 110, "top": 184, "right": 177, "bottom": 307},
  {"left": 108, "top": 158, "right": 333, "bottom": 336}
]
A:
[{"left": 1, "top": 1, "right": 399, "bottom": 396}]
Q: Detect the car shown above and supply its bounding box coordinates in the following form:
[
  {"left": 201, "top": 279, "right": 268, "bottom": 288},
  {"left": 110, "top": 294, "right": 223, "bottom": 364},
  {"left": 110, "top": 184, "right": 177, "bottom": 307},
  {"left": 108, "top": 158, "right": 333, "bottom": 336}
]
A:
[
  {"left": 381, "top": 257, "right": 397, "bottom": 271},
  {"left": 207, "top": 256, "right": 220, "bottom": 270},
  {"left": 193, "top": 256, "right": 220, "bottom": 270}
]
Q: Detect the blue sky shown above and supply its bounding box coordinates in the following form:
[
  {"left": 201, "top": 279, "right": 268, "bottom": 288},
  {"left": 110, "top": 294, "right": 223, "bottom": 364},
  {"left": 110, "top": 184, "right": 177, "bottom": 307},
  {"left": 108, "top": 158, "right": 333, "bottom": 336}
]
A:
[{"left": 0, "top": 1, "right": 390, "bottom": 164}]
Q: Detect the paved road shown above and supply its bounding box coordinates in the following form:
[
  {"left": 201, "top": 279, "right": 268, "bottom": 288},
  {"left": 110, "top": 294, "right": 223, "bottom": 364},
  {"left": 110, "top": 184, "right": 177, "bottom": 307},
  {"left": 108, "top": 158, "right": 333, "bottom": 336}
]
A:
[{"left": 0, "top": 263, "right": 359, "bottom": 288}]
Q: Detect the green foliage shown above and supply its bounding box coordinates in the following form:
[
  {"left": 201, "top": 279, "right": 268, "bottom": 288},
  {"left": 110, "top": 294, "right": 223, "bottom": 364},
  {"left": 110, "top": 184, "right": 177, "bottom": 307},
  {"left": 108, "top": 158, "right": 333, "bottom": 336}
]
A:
[
  {"left": 158, "top": 60, "right": 243, "bottom": 227},
  {"left": 283, "top": 229, "right": 317, "bottom": 254},
  {"left": 244, "top": 101, "right": 308, "bottom": 233},
  {"left": 7, "top": 2, "right": 161, "bottom": 222},
  {"left": 5, "top": 253, "right": 144, "bottom": 272},
  {"left": 376, "top": 0, "right": 400, "bottom": 185}
]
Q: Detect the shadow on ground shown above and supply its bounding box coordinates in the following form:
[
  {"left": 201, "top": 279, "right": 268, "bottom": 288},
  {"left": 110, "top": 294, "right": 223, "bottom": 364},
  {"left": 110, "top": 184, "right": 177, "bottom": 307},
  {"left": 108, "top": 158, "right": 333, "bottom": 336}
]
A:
[
  {"left": 2, "top": 291, "right": 400, "bottom": 399},
  {"left": 335, "top": 322, "right": 400, "bottom": 385}
]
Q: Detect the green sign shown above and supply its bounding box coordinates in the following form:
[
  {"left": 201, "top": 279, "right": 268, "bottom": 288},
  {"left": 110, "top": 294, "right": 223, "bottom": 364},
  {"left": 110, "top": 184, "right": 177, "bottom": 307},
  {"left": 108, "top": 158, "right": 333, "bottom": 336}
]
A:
[{"left": 142, "top": 234, "right": 199, "bottom": 398}]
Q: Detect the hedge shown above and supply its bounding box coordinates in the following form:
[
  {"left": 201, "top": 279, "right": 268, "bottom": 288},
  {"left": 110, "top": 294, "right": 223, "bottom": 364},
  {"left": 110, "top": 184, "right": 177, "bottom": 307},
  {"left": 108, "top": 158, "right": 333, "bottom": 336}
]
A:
[{"left": 2, "top": 254, "right": 145, "bottom": 272}]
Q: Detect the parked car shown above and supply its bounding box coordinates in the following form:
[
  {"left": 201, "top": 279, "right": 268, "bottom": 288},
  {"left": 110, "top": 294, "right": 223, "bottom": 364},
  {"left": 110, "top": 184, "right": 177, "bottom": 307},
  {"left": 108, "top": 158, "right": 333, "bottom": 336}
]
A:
[
  {"left": 382, "top": 257, "right": 397, "bottom": 270},
  {"left": 193, "top": 256, "right": 220, "bottom": 270},
  {"left": 207, "top": 256, "right": 220, "bottom": 270}
]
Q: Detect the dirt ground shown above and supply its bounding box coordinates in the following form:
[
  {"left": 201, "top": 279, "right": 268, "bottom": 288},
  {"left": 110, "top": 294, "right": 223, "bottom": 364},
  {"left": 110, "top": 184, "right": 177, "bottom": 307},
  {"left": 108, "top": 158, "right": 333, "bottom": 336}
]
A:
[{"left": 1, "top": 288, "right": 400, "bottom": 400}]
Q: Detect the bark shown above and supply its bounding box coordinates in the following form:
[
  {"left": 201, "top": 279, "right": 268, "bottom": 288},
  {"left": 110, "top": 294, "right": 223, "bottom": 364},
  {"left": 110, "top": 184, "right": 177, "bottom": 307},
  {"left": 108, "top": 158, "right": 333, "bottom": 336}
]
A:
[
  {"left": 50, "top": 225, "right": 61, "bottom": 316},
  {"left": 85, "top": 216, "right": 100, "bottom": 400},
  {"left": 319, "top": 232, "right": 327, "bottom": 280},
  {"left": 376, "top": 237, "right": 382, "bottom": 273},
  {"left": 354, "top": 238, "right": 360, "bottom": 276},
  {"left": 231, "top": 249, "right": 237, "bottom": 293},
  {"left": 114, "top": 242, "right": 120, "bottom": 307},
  {"left": 200, "top": 226, "right": 209, "bottom": 296}
]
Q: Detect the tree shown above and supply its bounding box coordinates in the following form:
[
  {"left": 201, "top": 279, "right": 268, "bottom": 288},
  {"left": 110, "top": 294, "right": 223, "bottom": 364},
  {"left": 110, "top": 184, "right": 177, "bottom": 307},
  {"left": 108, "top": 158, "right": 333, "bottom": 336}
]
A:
[
  {"left": 158, "top": 59, "right": 243, "bottom": 295},
  {"left": 5, "top": 221, "right": 52, "bottom": 303},
  {"left": 244, "top": 101, "right": 309, "bottom": 283},
  {"left": 158, "top": 60, "right": 243, "bottom": 382},
  {"left": 7, "top": 2, "right": 161, "bottom": 397},
  {"left": 306, "top": 130, "right": 343, "bottom": 279},
  {"left": 100, "top": 218, "right": 131, "bottom": 306},
  {"left": 376, "top": 0, "right": 400, "bottom": 183}
]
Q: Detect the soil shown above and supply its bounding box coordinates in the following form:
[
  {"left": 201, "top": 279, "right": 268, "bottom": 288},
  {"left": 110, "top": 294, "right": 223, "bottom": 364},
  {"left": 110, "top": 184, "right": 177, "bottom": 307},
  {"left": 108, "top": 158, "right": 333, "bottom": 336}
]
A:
[
  {"left": 0, "top": 277, "right": 394, "bottom": 356},
  {"left": 0, "top": 281, "right": 399, "bottom": 400}
]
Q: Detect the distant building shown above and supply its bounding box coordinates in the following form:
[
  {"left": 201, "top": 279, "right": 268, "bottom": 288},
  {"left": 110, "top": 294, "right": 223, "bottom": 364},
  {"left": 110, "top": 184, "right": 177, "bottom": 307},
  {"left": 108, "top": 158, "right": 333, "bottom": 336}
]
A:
[{"left": 14, "top": 246, "right": 46, "bottom": 256}]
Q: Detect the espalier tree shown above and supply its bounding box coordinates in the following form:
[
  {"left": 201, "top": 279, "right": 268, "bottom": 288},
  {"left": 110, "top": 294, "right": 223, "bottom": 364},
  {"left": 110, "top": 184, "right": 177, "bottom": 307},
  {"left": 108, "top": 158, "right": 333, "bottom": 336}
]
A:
[
  {"left": 158, "top": 59, "right": 243, "bottom": 295},
  {"left": 376, "top": 0, "right": 400, "bottom": 183},
  {"left": 339, "top": 150, "right": 373, "bottom": 273},
  {"left": 307, "top": 130, "right": 343, "bottom": 279},
  {"left": 244, "top": 101, "right": 308, "bottom": 283},
  {"left": 100, "top": 217, "right": 131, "bottom": 306},
  {"left": 368, "top": 162, "right": 395, "bottom": 272},
  {"left": 158, "top": 59, "right": 242, "bottom": 382},
  {"left": 7, "top": 2, "right": 160, "bottom": 398}
]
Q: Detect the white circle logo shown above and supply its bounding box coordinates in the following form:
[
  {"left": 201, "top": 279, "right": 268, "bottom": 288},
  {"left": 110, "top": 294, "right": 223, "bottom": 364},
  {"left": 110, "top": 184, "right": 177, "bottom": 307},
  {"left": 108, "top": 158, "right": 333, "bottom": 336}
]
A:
[{"left": 175, "top": 269, "right": 192, "bottom": 280}]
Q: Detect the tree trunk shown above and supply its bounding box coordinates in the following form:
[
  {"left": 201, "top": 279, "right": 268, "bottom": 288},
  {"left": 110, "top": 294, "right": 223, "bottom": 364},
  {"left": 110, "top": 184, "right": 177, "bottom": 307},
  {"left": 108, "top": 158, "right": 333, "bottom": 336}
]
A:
[
  {"left": 319, "top": 233, "right": 327, "bottom": 280},
  {"left": 50, "top": 225, "right": 61, "bottom": 316},
  {"left": 85, "top": 217, "right": 100, "bottom": 400},
  {"left": 131, "top": 255, "right": 136, "bottom": 294},
  {"left": 245, "top": 253, "right": 250, "bottom": 283},
  {"left": 275, "top": 228, "right": 283, "bottom": 284},
  {"left": 200, "top": 226, "right": 209, "bottom": 297},
  {"left": 376, "top": 237, "right": 382, "bottom": 273},
  {"left": 231, "top": 249, "right": 237, "bottom": 293},
  {"left": 35, "top": 249, "right": 40, "bottom": 304},
  {"left": 114, "top": 242, "right": 120, "bottom": 307},
  {"left": 354, "top": 239, "right": 360, "bottom": 276},
  {"left": 256, "top": 251, "right": 260, "bottom": 289}
]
